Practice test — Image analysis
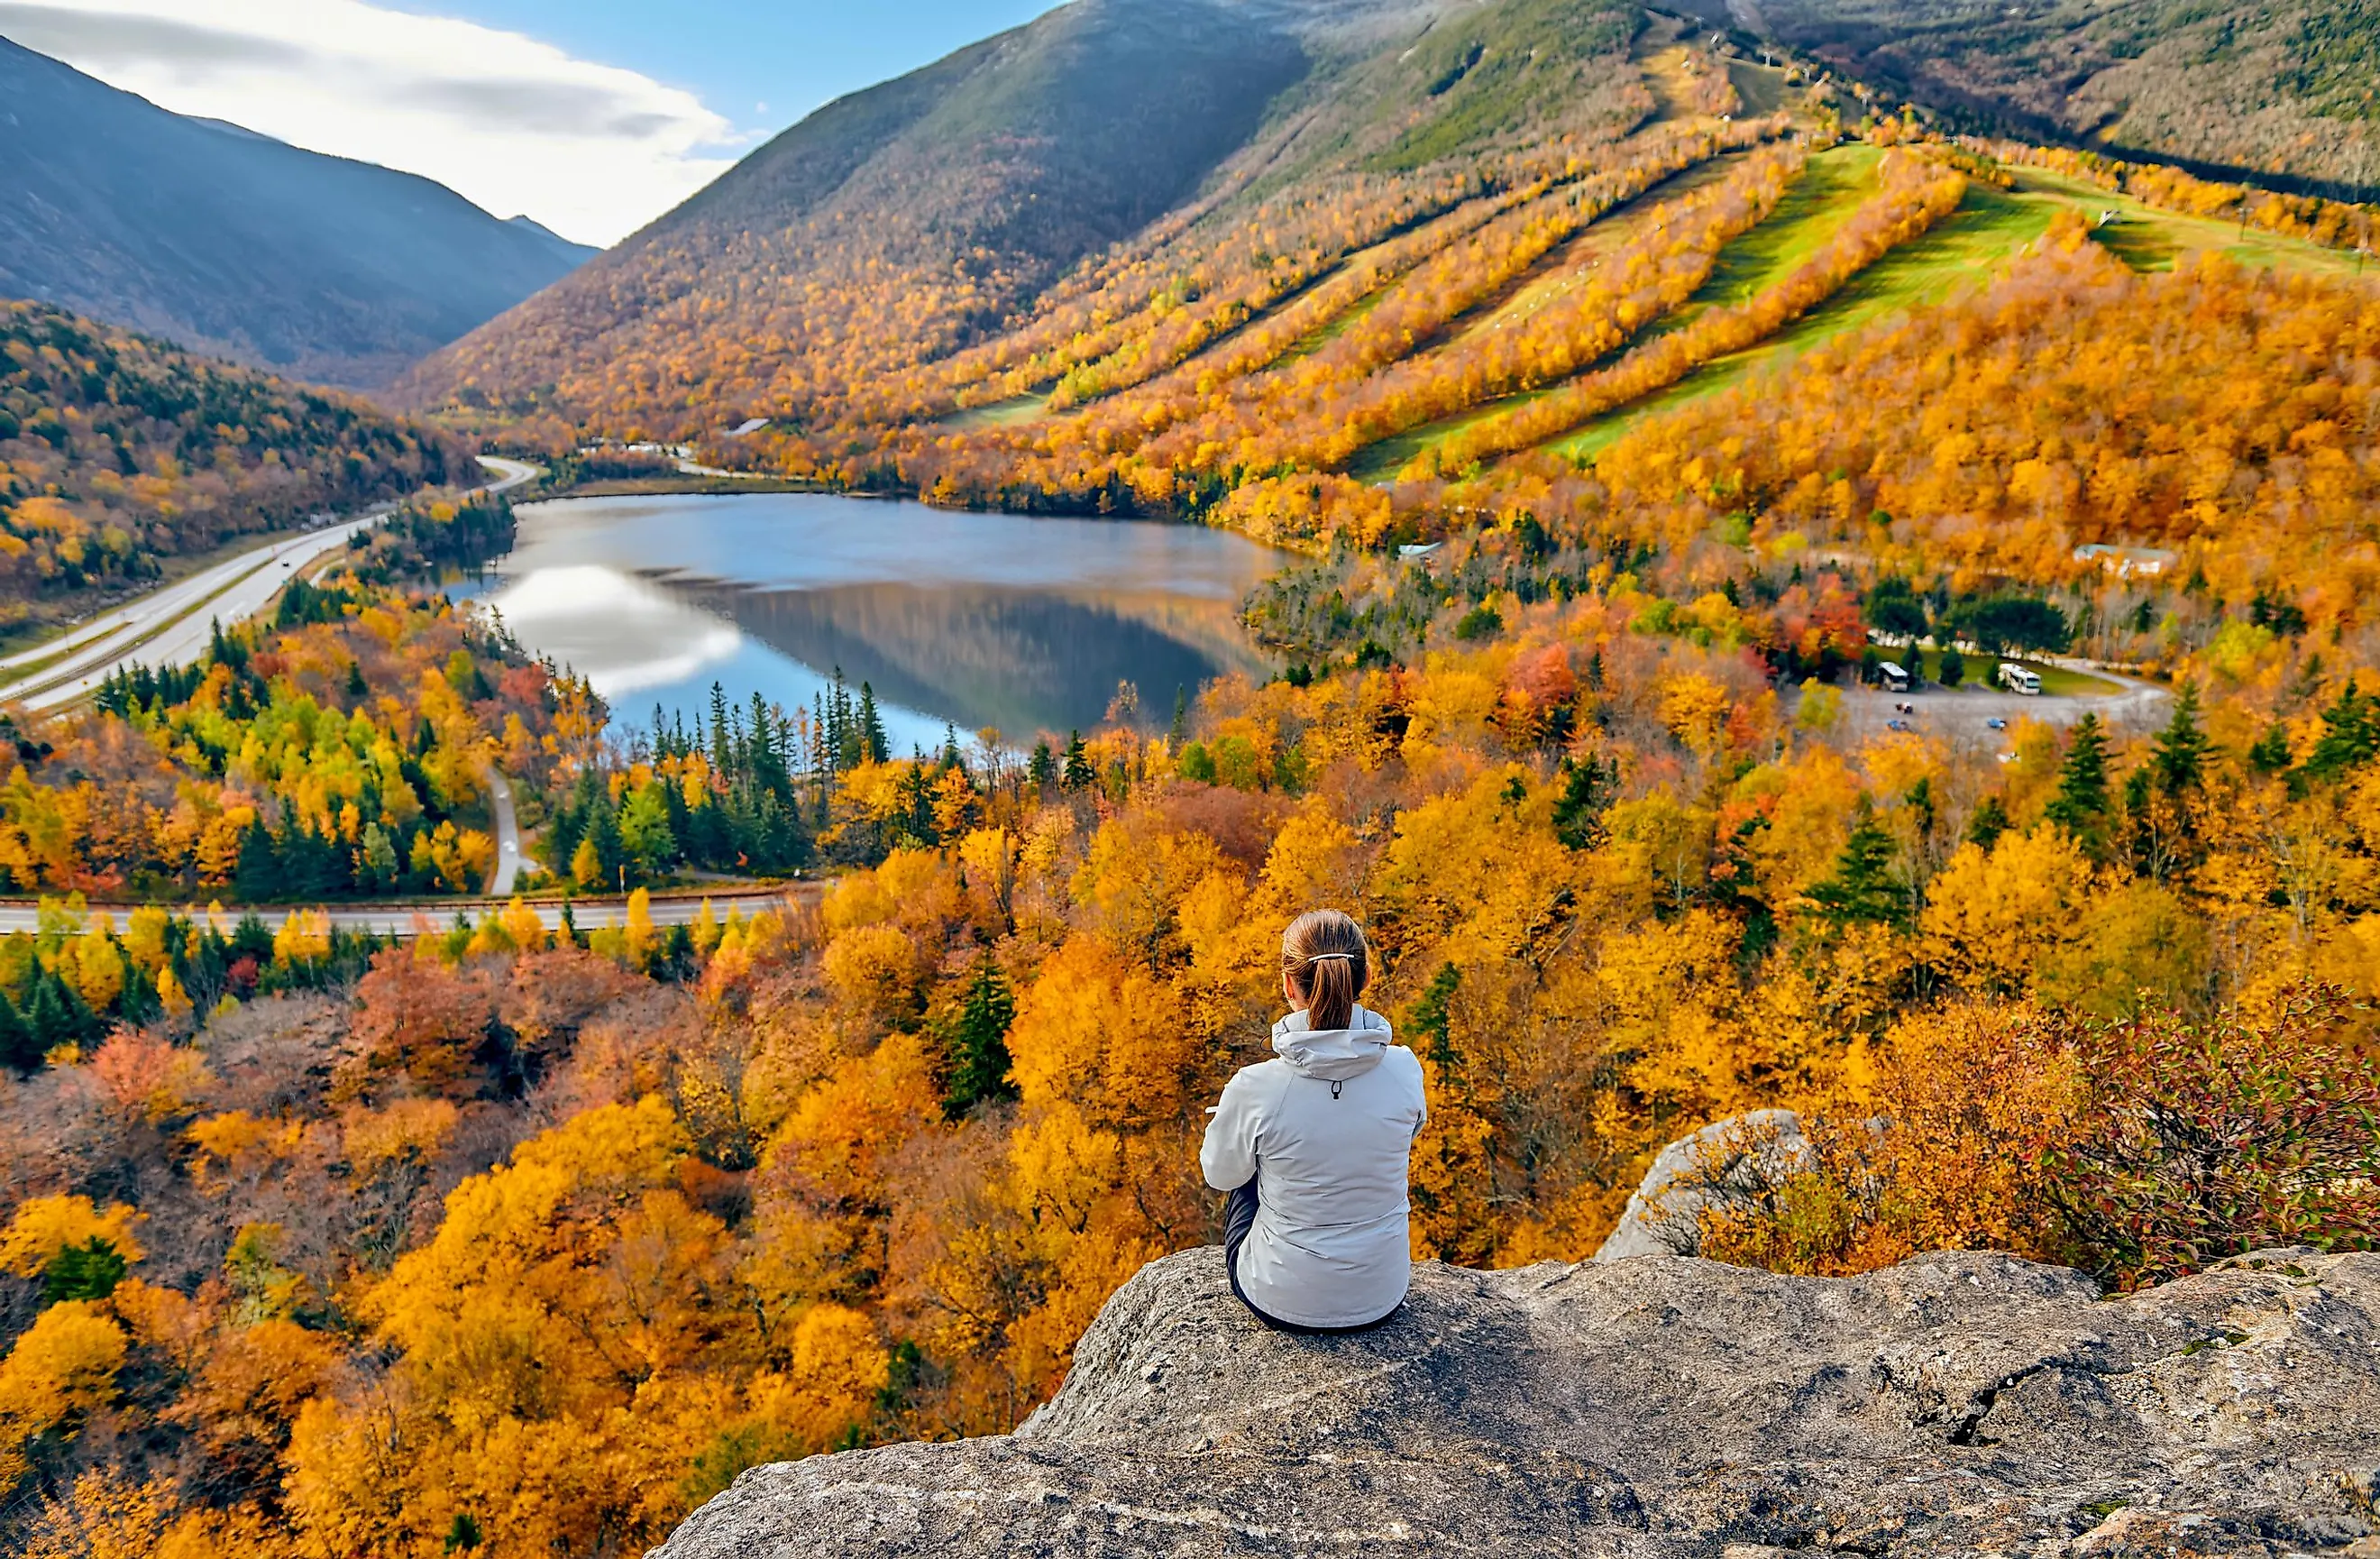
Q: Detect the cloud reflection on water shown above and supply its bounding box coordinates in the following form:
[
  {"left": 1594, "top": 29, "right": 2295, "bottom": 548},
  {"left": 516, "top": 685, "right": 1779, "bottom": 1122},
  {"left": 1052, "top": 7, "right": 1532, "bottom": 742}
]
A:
[
  {"left": 475, "top": 494, "right": 1278, "bottom": 747},
  {"left": 488, "top": 564, "right": 742, "bottom": 700}
]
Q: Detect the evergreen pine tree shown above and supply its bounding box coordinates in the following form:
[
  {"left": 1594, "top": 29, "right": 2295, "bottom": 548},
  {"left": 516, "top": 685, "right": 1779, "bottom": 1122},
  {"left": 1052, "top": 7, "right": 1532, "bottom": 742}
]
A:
[
  {"left": 2247, "top": 723, "right": 2293, "bottom": 775},
  {"left": 858, "top": 683, "right": 889, "bottom": 765},
  {"left": 343, "top": 660, "right": 369, "bottom": 701},
  {"left": 0, "top": 991, "right": 36, "bottom": 1073},
  {"left": 828, "top": 671, "right": 857, "bottom": 770},
  {"left": 232, "top": 912, "right": 274, "bottom": 967},
  {"left": 1551, "top": 756, "right": 1616, "bottom": 850},
  {"left": 234, "top": 816, "right": 282, "bottom": 903},
  {"left": 42, "top": 1238, "right": 126, "bottom": 1304},
  {"left": 583, "top": 801, "right": 625, "bottom": 889},
  {"left": 1028, "top": 740, "right": 1057, "bottom": 792},
  {"left": 25, "top": 978, "right": 73, "bottom": 1056},
  {"left": 660, "top": 923, "right": 698, "bottom": 983},
  {"left": 1964, "top": 794, "right": 2012, "bottom": 849},
  {"left": 1806, "top": 813, "right": 1907, "bottom": 927},
  {"left": 2045, "top": 713, "right": 2113, "bottom": 848},
  {"left": 1409, "top": 965, "right": 1463, "bottom": 1068},
  {"left": 2151, "top": 683, "right": 2211, "bottom": 794},
  {"left": 938, "top": 958, "right": 1018, "bottom": 1118},
  {"left": 1061, "top": 731, "right": 1094, "bottom": 789},
  {"left": 751, "top": 693, "right": 791, "bottom": 793},
  {"left": 119, "top": 963, "right": 160, "bottom": 1027},
  {"left": 709, "top": 682, "right": 733, "bottom": 773},
  {"left": 2304, "top": 683, "right": 2376, "bottom": 779}
]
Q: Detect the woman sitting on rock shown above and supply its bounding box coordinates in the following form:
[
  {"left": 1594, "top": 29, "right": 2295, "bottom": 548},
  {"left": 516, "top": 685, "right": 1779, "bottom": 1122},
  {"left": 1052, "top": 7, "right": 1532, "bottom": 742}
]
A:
[{"left": 1200, "top": 909, "right": 1427, "bottom": 1334}]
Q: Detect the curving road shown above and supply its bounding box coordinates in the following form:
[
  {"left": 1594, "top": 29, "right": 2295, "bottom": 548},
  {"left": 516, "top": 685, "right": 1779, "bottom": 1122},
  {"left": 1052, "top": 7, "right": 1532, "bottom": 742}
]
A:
[
  {"left": 1, "top": 456, "right": 542, "bottom": 714},
  {"left": 485, "top": 768, "right": 526, "bottom": 896}
]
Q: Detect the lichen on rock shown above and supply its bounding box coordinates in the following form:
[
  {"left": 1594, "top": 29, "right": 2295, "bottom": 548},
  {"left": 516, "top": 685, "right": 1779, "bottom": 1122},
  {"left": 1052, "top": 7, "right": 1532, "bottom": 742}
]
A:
[{"left": 652, "top": 1244, "right": 2380, "bottom": 1557}]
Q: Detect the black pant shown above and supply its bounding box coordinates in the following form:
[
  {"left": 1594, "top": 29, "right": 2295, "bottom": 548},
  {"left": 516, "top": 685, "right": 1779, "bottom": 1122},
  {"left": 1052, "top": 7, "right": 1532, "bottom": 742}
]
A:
[{"left": 1222, "top": 1178, "right": 1399, "bottom": 1335}]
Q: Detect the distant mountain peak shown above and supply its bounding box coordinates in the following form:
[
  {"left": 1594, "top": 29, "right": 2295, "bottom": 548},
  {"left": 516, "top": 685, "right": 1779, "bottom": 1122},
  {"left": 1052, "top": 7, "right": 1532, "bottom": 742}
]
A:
[{"left": 0, "top": 35, "right": 594, "bottom": 389}]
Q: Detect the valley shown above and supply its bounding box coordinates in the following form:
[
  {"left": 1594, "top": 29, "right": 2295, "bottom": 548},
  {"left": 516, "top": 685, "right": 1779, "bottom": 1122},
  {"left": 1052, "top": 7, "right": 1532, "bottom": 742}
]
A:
[{"left": 0, "top": 460, "right": 541, "bottom": 714}]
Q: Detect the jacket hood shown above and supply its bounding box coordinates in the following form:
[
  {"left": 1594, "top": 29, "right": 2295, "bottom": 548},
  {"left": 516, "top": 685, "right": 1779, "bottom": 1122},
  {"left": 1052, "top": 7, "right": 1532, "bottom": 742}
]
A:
[{"left": 1271, "top": 1004, "right": 1394, "bottom": 1081}]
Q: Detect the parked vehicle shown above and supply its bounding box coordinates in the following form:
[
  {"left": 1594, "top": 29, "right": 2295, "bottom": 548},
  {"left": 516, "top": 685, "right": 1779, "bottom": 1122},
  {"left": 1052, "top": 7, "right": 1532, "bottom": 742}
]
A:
[
  {"left": 1987, "top": 718, "right": 2009, "bottom": 730},
  {"left": 1888, "top": 719, "right": 1912, "bottom": 732},
  {"left": 1878, "top": 661, "right": 1911, "bottom": 692},
  {"left": 1997, "top": 663, "right": 2043, "bottom": 696}
]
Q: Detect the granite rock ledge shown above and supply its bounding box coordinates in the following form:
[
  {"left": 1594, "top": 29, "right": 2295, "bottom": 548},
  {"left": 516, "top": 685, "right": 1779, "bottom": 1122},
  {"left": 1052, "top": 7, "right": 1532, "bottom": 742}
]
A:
[{"left": 652, "top": 1246, "right": 2380, "bottom": 1557}]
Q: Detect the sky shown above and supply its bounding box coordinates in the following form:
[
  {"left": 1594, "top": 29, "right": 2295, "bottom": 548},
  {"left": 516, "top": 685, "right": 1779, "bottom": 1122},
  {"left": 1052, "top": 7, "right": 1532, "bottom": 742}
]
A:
[{"left": 0, "top": 0, "right": 1066, "bottom": 247}]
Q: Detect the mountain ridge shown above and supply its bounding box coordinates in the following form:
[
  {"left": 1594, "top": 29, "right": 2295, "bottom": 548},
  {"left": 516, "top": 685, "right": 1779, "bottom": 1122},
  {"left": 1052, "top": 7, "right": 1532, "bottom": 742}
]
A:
[
  {"left": 0, "top": 35, "right": 597, "bottom": 390},
  {"left": 399, "top": 0, "right": 2374, "bottom": 449},
  {"left": 393, "top": 0, "right": 1661, "bottom": 433},
  {"left": 1681, "top": 0, "right": 2380, "bottom": 198}
]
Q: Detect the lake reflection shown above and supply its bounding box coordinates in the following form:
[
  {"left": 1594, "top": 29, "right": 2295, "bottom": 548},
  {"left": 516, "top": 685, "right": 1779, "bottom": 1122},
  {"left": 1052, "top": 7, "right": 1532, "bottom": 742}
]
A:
[{"left": 471, "top": 494, "right": 1279, "bottom": 748}]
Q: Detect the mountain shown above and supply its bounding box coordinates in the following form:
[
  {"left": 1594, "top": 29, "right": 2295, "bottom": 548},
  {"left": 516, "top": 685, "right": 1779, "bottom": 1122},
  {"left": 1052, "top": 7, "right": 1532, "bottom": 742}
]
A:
[
  {"left": 0, "top": 298, "right": 462, "bottom": 633},
  {"left": 0, "top": 36, "right": 599, "bottom": 390},
  {"left": 502, "top": 216, "right": 600, "bottom": 271},
  {"left": 392, "top": 0, "right": 1655, "bottom": 435},
  {"left": 398, "top": 0, "right": 1319, "bottom": 428},
  {"left": 1680, "top": 0, "right": 2380, "bottom": 197},
  {"left": 398, "top": 0, "right": 2371, "bottom": 482}
]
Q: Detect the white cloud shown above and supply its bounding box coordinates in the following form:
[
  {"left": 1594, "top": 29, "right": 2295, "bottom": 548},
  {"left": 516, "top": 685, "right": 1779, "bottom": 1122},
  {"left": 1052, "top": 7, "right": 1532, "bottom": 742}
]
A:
[{"left": 0, "top": 0, "right": 746, "bottom": 245}]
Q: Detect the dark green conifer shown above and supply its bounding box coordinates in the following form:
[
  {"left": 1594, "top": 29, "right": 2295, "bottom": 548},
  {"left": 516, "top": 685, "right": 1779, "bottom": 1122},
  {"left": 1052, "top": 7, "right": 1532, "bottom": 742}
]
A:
[
  {"left": 1806, "top": 812, "right": 1907, "bottom": 927},
  {"left": 2304, "top": 682, "right": 2376, "bottom": 779},
  {"left": 2247, "top": 724, "right": 2293, "bottom": 775},
  {"left": 2151, "top": 683, "right": 2211, "bottom": 794},
  {"left": 857, "top": 683, "right": 889, "bottom": 765},
  {"left": 1408, "top": 965, "right": 1463, "bottom": 1068},
  {"left": 2045, "top": 713, "right": 2112, "bottom": 848},
  {"left": 939, "top": 958, "right": 1018, "bottom": 1119},
  {"left": 0, "top": 991, "right": 36, "bottom": 1073},
  {"left": 43, "top": 1238, "right": 126, "bottom": 1303},
  {"left": 1551, "top": 756, "right": 1617, "bottom": 850}
]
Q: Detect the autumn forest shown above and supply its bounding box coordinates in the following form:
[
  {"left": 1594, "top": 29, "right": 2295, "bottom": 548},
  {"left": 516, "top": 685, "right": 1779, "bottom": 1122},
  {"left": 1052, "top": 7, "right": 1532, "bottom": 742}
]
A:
[{"left": 5, "top": 0, "right": 2380, "bottom": 1554}]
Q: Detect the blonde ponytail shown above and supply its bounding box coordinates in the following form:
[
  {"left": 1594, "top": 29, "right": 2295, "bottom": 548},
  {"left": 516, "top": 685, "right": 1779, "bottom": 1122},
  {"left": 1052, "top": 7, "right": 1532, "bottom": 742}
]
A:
[{"left": 1282, "top": 910, "right": 1368, "bottom": 1032}]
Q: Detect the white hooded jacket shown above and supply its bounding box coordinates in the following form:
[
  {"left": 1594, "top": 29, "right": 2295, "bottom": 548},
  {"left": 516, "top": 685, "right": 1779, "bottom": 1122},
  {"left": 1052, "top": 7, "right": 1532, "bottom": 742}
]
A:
[{"left": 1199, "top": 1004, "right": 1427, "bottom": 1329}]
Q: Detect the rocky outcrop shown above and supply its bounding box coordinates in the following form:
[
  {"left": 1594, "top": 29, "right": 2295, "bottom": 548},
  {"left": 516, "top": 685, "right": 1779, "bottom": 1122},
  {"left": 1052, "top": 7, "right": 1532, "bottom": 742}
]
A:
[
  {"left": 654, "top": 1246, "right": 2380, "bottom": 1558},
  {"left": 1594, "top": 1108, "right": 1814, "bottom": 1261}
]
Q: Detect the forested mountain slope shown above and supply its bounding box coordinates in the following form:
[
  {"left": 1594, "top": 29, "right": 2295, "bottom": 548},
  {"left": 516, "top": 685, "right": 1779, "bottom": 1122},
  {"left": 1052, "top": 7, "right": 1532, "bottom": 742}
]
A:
[
  {"left": 394, "top": 0, "right": 1658, "bottom": 436},
  {"left": 0, "top": 37, "right": 596, "bottom": 390},
  {"left": 402, "top": 0, "right": 2374, "bottom": 471},
  {"left": 0, "top": 300, "right": 462, "bottom": 635},
  {"left": 1678, "top": 0, "right": 2380, "bottom": 196}
]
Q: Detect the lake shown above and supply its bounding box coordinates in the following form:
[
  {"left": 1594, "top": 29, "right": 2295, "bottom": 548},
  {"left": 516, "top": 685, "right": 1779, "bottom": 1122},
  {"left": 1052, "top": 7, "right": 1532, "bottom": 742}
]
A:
[{"left": 463, "top": 493, "right": 1281, "bottom": 751}]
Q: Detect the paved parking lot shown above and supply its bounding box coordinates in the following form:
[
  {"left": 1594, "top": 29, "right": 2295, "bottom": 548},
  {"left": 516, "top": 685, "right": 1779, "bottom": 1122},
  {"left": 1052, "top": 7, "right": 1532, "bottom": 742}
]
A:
[{"left": 1828, "top": 668, "right": 2172, "bottom": 747}]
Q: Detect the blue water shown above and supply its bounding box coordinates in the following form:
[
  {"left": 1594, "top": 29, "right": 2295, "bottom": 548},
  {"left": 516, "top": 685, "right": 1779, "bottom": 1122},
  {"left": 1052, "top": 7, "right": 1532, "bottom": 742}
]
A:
[{"left": 455, "top": 492, "right": 1279, "bottom": 750}]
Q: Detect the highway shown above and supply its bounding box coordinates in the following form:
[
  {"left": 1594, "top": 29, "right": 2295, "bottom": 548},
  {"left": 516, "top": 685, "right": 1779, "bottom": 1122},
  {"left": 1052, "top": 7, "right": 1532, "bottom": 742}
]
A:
[
  {"left": 0, "top": 454, "right": 606, "bottom": 933},
  {"left": 0, "top": 885, "right": 814, "bottom": 939},
  {"left": 0, "top": 456, "right": 543, "bottom": 714}
]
